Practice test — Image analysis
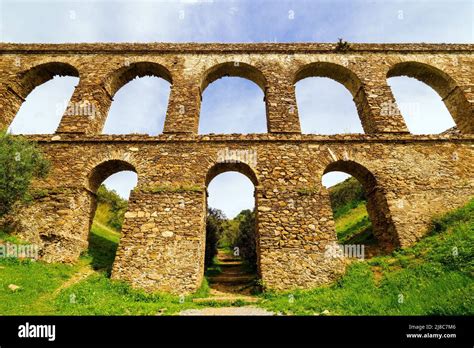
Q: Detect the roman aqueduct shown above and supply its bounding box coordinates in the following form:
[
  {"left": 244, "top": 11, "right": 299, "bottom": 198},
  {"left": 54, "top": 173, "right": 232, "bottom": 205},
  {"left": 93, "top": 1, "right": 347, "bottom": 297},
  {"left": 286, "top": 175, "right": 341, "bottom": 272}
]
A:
[{"left": 0, "top": 43, "right": 472, "bottom": 294}]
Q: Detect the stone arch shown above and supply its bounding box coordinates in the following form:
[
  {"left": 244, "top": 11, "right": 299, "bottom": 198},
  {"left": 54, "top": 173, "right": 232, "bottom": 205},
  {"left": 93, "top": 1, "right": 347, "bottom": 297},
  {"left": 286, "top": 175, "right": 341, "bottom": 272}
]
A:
[
  {"left": 4, "top": 62, "right": 80, "bottom": 129},
  {"left": 205, "top": 161, "right": 259, "bottom": 187},
  {"left": 204, "top": 160, "right": 261, "bottom": 278},
  {"left": 104, "top": 61, "right": 172, "bottom": 98},
  {"left": 199, "top": 62, "right": 268, "bottom": 133},
  {"left": 200, "top": 62, "right": 267, "bottom": 94},
  {"left": 87, "top": 159, "right": 137, "bottom": 193},
  {"left": 294, "top": 62, "right": 371, "bottom": 133},
  {"left": 101, "top": 62, "right": 173, "bottom": 135},
  {"left": 85, "top": 159, "right": 138, "bottom": 271},
  {"left": 16, "top": 61, "right": 80, "bottom": 98},
  {"left": 387, "top": 61, "right": 473, "bottom": 134},
  {"left": 323, "top": 160, "right": 400, "bottom": 253}
]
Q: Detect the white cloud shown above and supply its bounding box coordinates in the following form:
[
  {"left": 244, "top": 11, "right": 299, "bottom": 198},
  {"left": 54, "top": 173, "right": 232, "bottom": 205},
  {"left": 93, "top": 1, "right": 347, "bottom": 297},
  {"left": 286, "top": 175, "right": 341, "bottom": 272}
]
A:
[
  {"left": 296, "top": 77, "right": 363, "bottom": 134},
  {"left": 8, "top": 76, "right": 79, "bottom": 134},
  {"left": 207, "top": 172, "right": 255, "bottom": 218},
  {"left": 388, "top": 77, "right": 455, "bottom": 134},
  {"left": 103, "top": 76, "right": 170, "bottom": 135},
  {"left": 199, "top": 77, "right": 266, "bottom": 134},
  {"left": 2, "top": 0, "right": 470, "bottom": 214}
]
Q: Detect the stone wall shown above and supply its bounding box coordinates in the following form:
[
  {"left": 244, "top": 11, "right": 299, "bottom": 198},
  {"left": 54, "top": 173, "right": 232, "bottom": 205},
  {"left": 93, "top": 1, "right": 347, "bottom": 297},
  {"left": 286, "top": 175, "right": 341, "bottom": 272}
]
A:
[{"left": 0, "top": 43, "right": 473, "bottom": 294}]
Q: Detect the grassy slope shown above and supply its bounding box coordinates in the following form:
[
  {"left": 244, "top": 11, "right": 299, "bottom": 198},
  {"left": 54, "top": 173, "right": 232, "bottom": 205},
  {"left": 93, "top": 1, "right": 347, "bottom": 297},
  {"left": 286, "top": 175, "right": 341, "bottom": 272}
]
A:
[
  {"left": 335, "top": 201, "right": 373, "bottom": 244},
  {"left": 259, "top": 200, "right": 474, "bottom": 315},
  {"left": 1, "top": 195, "right": 473, "bottom": 315},
  {"left": 328, "top": 177, "right": 374, "bottom": 244},
  {"left": 0, "top": 201, "right": 213, "bottom": 315}
]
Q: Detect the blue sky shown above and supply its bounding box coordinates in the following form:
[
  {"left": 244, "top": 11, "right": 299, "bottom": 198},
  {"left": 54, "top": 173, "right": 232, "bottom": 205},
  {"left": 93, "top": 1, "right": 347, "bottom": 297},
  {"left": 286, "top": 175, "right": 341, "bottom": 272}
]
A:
[{"left": 2, "top": 0, "right": 472, "bottom": 218}]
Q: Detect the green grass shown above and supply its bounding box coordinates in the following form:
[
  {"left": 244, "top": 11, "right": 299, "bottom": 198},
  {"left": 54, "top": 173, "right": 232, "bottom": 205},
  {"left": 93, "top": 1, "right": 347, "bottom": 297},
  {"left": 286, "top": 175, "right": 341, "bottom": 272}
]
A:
[
  {"left": 0, "top": 257, "right": 82, "bottom": 315},
  {"left": 85, "top": 220, "right": 120, "bottom": 274},
  {"left": 53, "top": 273, "right": 200, "bottom": 315},
  {"left": 1, "top": 197, "right": 473, "bottom": 315},
  {"left": 0, "top": 228, "right": 216, "bottom": 315},
  {"left": 334, "top": 201, "right": 374, "bottom": 244},
  {"left": 258, "top": 199, "right": 474, "bottom": 315}
]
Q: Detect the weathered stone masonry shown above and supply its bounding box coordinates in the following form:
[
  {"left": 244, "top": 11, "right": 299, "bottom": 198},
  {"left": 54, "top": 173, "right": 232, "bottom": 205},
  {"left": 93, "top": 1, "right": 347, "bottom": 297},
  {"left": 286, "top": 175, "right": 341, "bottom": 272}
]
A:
[{"left": 0, "top": 43, "right": 473, "bottom": 294}]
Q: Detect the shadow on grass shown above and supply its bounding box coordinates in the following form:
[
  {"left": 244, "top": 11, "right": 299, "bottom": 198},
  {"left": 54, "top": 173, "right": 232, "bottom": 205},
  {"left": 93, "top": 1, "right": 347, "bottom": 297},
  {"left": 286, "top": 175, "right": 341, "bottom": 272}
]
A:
[{"left": 87, "top": 232, "right": 118, "bottom": 275}]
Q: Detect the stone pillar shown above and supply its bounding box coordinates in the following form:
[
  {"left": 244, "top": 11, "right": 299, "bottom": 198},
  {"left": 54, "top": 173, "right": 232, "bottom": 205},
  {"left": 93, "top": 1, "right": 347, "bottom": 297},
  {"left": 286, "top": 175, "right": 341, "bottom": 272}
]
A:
[
  {"left": 1, "top": 186, "right": 92, "bottom": 263},
  {"left": 356, "top": 66, "right": 409, "bottom": 134},
  {"left": 441, "top": 84, "right": 474, "bottom": 134},
  {"left": 256, "top": 186, "right": 345, "bottom": 291},
  {"left": 264, "top": 70, "right": 301, "bottom": 133},
  {"left": 0, "top": 84, "right": 25, "bottom": 130},
  {"left": 111, "top": 189, "right": 206, "bottom": 294},
  {"left": 163, "top": 74, "right": 201, "bottom": 134},
  {"left": 56, "top": 78, "right": 112, "bottom": 134},
  {"left": 445, "top": 61, "right": 474, "bottom": 134}
]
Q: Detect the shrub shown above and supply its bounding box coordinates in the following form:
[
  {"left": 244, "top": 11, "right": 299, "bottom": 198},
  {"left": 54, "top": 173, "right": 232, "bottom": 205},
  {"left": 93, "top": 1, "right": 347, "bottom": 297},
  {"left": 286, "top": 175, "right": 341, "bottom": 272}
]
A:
[
  {"left": 235, "top": 209, "right": 257, "bottom": 269},
  {"left": 205, "top": 208, "right": 225, "bottom": 268},
  {"left": 96, "top": 185, "right": 128, "bottom": 230},
  {"left": 0, "top": 130, "right": 49, "bottom": 218}
]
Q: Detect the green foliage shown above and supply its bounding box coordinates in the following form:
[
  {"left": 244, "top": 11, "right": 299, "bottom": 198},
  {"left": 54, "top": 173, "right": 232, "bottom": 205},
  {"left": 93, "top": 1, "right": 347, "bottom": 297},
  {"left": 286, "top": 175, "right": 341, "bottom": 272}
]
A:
[
  {"left": 205, "top": 208, "right": 226, "bottom": 268},
  {"left": 0, "top": 130, "right": 49, "bottom": 217},
  {"left": 53, "top": 273, "right": 200, "bottom": 315},
  {"left": 260, "top": 199, "right": 474, "bottom": 315},
  {"left": 328, "top": 177, "right": 366, "bottom": 219},
  {"left": 235, "top": 209, "right": 257, "bottom": 269},
  {"left": 335, "top": 38, "right": 351, "bottom": 52},
  {"left": 0, "top": 255, "right": 81, "bottom": 315},
  {"left": 328, "top": 177, "right": 374, "bottom": 244},
  {"left": 85, "top": 221, "right": 120, "bottom": 274},
  {"left": 96, "top": 185, "right": 127, "bottom": 230},
  {"left": 335, "top": 204, "right": 375, "bottom": 245},
  {"left": 0, "top": 200, "right": 472, "bottom": 315}
]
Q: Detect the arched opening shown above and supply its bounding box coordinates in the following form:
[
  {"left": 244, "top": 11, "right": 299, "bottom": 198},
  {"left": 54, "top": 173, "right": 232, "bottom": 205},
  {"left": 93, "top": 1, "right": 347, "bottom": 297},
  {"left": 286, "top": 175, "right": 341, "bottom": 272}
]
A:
[
  {"left": 295, "top": 62, "right": 367, "bottom": 134},
  {"left": 322, "top": 160, "right": 399, "bottom": 257},
  {"left": 8, "top": 62, "right": 79, "bottom": 134},
  {"left": 199, "top": 62, "right": 267, "bottom": 134},
  {"left": 204, "top": 162, "right": 260, "bottom": 296},
  {"left": 86, "top": 160, "right": 138, "bottom": 274},
  {"left": 103, "top": 62, "right": 172, "bottom": 135},
  {"left": 387, "top": 62, "right": 472, "bottom": 134}
]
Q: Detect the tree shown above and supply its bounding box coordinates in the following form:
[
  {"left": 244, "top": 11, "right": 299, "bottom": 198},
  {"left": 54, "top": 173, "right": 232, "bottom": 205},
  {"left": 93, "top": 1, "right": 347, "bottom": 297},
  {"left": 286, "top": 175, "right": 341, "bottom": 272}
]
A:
[
  {"left": 205, "top": 208, "right": 226, "bottom": 267},
  {"left": 235, "top": 209, "right": 257, "bottom": 269},
  {"left": 96, "top": 185, "right": 128, "bottom": 230},
  {"left": 0, "top": 130, "right": 49, "bottom": 218}
]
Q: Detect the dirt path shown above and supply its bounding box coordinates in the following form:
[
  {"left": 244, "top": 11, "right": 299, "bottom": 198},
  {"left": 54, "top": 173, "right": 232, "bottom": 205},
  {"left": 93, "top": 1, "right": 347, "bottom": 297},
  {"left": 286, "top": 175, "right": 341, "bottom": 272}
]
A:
[
  {"left": 34, "top": 263, "right": 95, "bottom": 312},
  {"left": 52, "top": 265, "right": 95, "bottom": 296},
  {"left": 207, "top": 250, "right": 259, "bottom": 297},
  {"left": 181, "top": 250, "right": 271, "bottom": 315}
]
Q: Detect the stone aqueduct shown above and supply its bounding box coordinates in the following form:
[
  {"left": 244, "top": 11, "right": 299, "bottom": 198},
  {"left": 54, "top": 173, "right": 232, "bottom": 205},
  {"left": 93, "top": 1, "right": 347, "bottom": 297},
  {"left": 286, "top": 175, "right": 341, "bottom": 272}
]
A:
[{"left": 0, "top": 43, "right": 473, "bottom": 294}]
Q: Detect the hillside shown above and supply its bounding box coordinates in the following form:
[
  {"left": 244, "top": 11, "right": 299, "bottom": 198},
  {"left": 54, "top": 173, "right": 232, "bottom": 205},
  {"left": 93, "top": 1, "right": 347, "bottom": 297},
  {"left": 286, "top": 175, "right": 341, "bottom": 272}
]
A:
[
  {"left": 0, "top": 184, "right": 472, "bottom": 315},
  {"left": 328, "top": 177, "right": 373, "bottom": 244},
  {"left": 260, "top": 199, "right": 474, "bottom": 315}
]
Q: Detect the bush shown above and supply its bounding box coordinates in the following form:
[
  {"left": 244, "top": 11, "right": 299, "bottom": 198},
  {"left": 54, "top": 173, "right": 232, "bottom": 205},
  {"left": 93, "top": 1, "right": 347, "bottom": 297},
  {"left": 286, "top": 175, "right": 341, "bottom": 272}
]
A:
[
  {"left": 0, "top": 130, "right": 49, "bottom": 218},
  {"left": 235, "top": 209, "right": 257, "bottom": 269},
  {"left": 96, "top": 185, "right": 128, "bottom": 230},
  {"left": 205, "top": 208, "right": 225, "bottom": 268},
  {"left": 328, "top": 177, "right": 366, "bottom": 219}
]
